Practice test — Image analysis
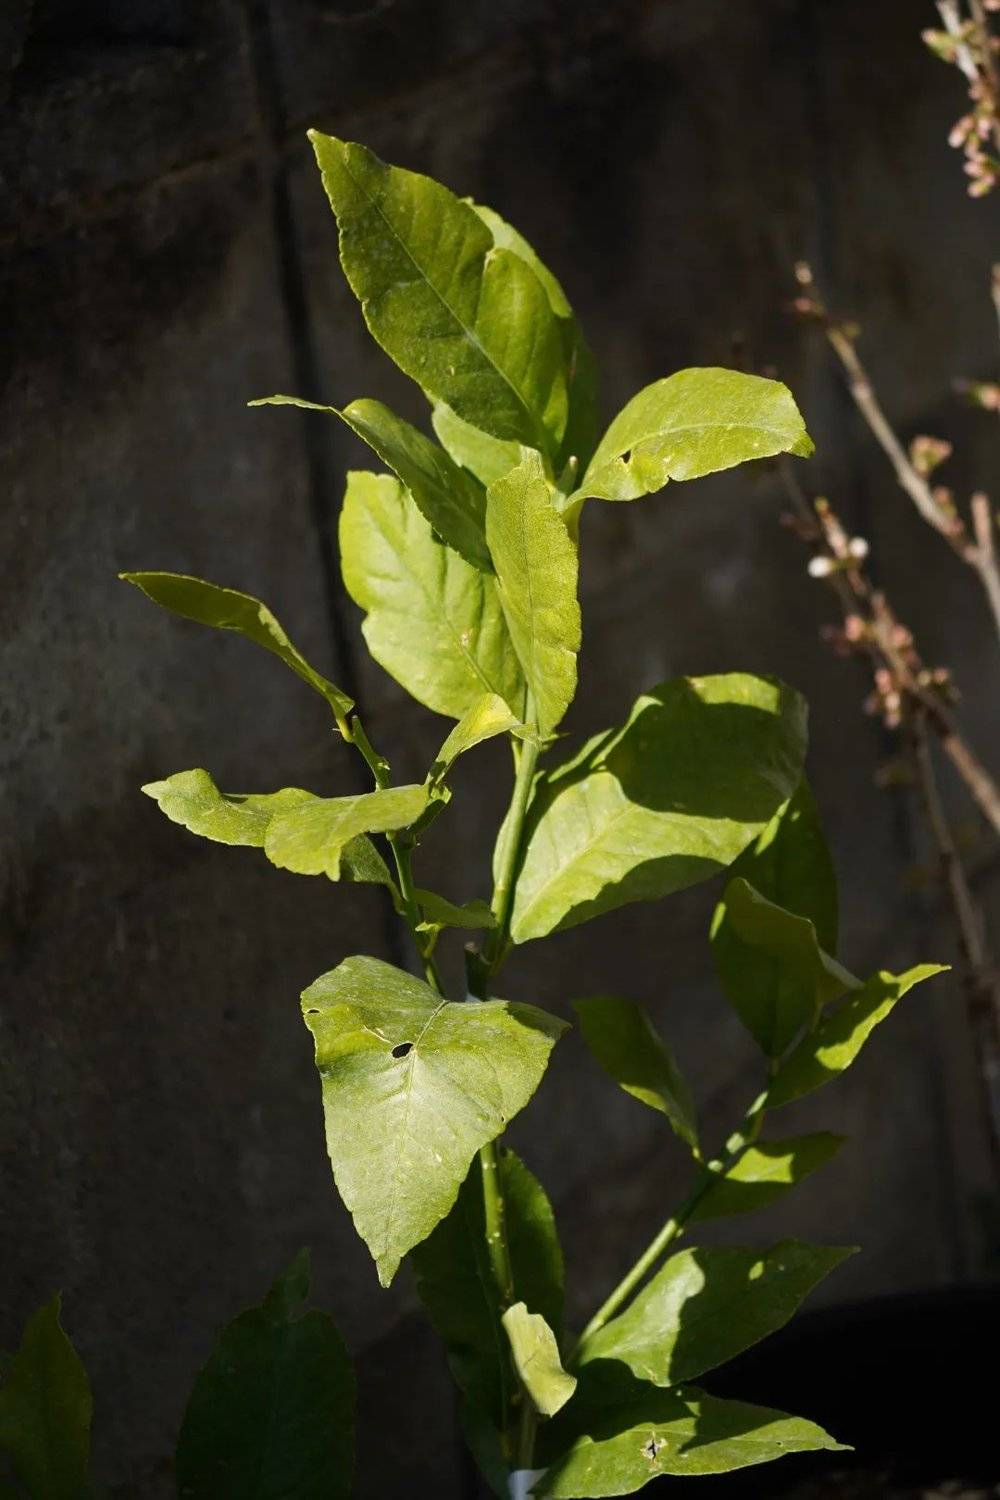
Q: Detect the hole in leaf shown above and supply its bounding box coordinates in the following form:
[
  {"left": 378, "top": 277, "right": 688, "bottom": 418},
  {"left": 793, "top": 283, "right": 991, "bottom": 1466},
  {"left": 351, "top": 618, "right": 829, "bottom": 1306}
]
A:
[
  {"left": 306, "top": 1008, "right": 319, "bottom": 1014},
  {"left": 391, "top": 1042, "right": 414, "bottom": 1059}
]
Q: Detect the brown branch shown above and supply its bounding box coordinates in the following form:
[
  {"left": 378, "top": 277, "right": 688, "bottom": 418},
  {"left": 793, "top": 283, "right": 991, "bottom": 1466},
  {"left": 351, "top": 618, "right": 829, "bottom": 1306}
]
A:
[{"left": 792, "top": 263, "right": 1000, "bottom": 643}]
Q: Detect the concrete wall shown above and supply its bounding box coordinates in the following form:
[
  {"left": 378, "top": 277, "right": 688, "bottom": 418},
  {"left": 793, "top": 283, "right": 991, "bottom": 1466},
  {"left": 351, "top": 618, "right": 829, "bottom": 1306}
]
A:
[{"left": 2, "top": 2, "right": 998, "bottom": 1493}]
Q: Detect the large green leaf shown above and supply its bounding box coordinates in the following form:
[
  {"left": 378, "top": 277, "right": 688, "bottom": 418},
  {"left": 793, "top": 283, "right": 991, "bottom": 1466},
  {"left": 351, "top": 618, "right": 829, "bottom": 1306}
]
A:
[
  {"left": 121, "top": 572, "right": 353, "bottom": 731},
  {"left": 263, "top": 784, "right": 432, "bottom": 878},
  {"left": 689, "top": 1134, "right": 845, "bottom": 1222},
  {"left": 142, "top": 768, "right": 397, "bottom": 887},
  {"left": 575, "top": 1242, "right": 852, "bottom": 1389},
  {"left": 470, "top": 200, "right": 600, "bottom": 475},
  {"left": 511, "top": 673, "right": 808, "bottom": 942},
  {"left": 767, "top": 964, "right": 947, "bottom": 1108},
  {"left": 573, "top": 996, "right": 697, "bottom": 1151},
  {"left": 711, "top": 781, "right": 841, "bottom": 1055},
  {"left": 175, "top": 1252, "right": 354, "bottom": 1500},
  {"left": 252, "top": 393, "right": 490, "bottom": 571},
  {"left": 302, "top": 957, "right": 566, "bottom": 1284},
  {"left": 0, "top": 1296, "right": 91, "bottom": 1500},
  {"left": 502, "top": 1303, "right": 577, "bottom": 1417},
  {"left": 486, "top": 450, "right": 581, "bottom": 737},
  {"left": 310, "top": 132, "right": 567, "bottom": 462},
  {"left": 574, "top": 368, "right": 812, "bottom": 504},
  {"left": 340, "top": 471, "right": 525, "bottom": 719},
  {"left": 413, "top": 1149, "right": 564, "bottom": 1431},
  {"left": 541, "top": 1385, "right": 845, "bottom": 1495}
]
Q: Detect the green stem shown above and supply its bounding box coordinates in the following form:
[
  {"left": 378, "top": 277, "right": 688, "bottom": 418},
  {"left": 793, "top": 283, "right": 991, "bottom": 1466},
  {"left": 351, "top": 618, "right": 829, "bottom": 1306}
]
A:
[
  {"left": 572, "top": 1088, "right": 769, "bottom": 1352},
  {"left": 485, "top": 728, "right": 541, "bottom": 972}
]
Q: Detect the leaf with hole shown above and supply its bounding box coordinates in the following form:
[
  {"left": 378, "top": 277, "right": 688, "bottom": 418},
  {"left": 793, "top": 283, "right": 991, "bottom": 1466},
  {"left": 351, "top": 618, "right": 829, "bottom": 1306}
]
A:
[
  {"left": 502, "top": 1303, "right": 577, "bottom": 1417},
  {"left": 575, "top": 1242, "right": 853, "bottom": 1389},
  {"left": 340, "top": 471, "right": 525, "bottom": 719},
  {"left": 486, "top": 449, "right": 581, "bottom": 736},
  {"left": 573, "top": 996, "right": 698, "bottom": 1151},
  {"left": 311, "top": 132, "right": 568, "bottom": 462},
  {"left": 301, "top": 956, "right": 566, "bottom": 1284},
  {"left": 0, "top": 1296, "right": 92, "bottom": 1500},
  {"left": 511, "top": 673, "right": 808, "bottom": 942},
  {"left": 175, "top": 1251, "right": 354, "bottom": 1500},
  {"left": 689, "top": 1134, "right": 846, "bottom": 1222},
  {"left": 766, "top": 964, "right": 948, "bottom": 1108},
  {"left": 574, "top": 368, "right": 812, "bottom": 504},
  {"left": 121, "top": 571, "right": 353, "bottom": 731},
  {"left": 711, "top": 780, "right": 841, "bottom": 1055}
]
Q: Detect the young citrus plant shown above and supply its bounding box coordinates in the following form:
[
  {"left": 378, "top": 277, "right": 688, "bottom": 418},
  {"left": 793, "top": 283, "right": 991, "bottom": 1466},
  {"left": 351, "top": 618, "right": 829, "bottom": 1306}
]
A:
[{"left": 118, "top": 134, "right": 944, "bottom": 1497}]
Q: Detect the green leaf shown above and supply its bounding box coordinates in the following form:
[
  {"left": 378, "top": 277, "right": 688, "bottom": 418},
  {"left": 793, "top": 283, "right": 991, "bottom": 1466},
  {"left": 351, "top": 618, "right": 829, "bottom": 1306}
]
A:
[
  {"left": 414, "top": 889, "right": 496, "bottom": 932},
  {"left": 575, "top": 368, "right": 813, "bottom": 504},
  {"left": 252, "top": 393, "right": 491, "bottom": 572},
  {"left": 0, "top": 1295, "right": 91, "bottom": 1500},
  {"left": 469, "top": 200, "right": 600, "bottom": 475},
  {"left": 711, "top": 780, "right": 841, "bottom": 1055},
  {"left": 689, "top": 1134, "right": 846, "bottom": 1222},
  {"left": 413, "top": 1149, "right": 564, "bottom": 1430},
  {"left": 502, "top": 1303, "right": 577, "bottom": 1417},
  {"left": 766, "top": 964, "right": 948, "bottom": 1108},
  {"left": 175, "top": 1251, "right": 354, "bottom": 1500},
  {"left": 121, "top": 571, "right": 353, "bottom": 731},
  {"left": 486, "top": 450, "right": 581, "bottom": 737},
  {"left": 310, "top": 132, "right": 568, "bottom": 462},
  {"left": 573, "top": 996, "right": 698, "bottom": 1151},
  {"left": 575, "top": 1241, "right": 853, "bottom": 1389},
  {"left": 541, "top": 1385, "right": 846, "bottom": 1495},
  {"left": 431, "top": 402, "right": 523, "bottom": 488},
  {"left": 340, "top": 471, "right": 525, "bottom": 720},
  {"left": 716, "top": 877, "right": 861, "bottom": 1043},
  {"left": 431, "top": 693, "right": 525, "bottom": 781},
  {"left": 263, "top": 784, "right": 432, "bottom": 879},
  {"left": 301, "top": 957, "right": 566, "bottom": 1284},
  {"left": 511, "top": 673, "right": 808, "bottom": 942},
  {"left": 142, "top": 768, "right": 399, "bottom": 888}
]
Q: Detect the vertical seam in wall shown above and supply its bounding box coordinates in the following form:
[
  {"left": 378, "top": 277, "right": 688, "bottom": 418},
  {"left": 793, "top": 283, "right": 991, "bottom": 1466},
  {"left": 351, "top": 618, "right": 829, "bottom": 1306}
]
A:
[
  {"left": 239, "top": 0, "right": 409, "bottom": 973},
  {"left": 798, "top": 0, "right": 968, "bottom": 1282}
]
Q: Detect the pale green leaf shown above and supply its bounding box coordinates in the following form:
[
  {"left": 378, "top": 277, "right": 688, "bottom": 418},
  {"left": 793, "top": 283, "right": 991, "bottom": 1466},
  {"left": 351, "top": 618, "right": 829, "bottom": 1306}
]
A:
[
  {"left": 252, "top": 393, "right": 490, "bottom": 571},
  {"left": 340, "top": 471, "right": 525, "bottom": 720},
  {"left": 541, "top": 1385, "right": 846, "bottom": 1495},
  {"left": 573, "top": 996, "right": 697, "bottom": 1151},
  {"left": 0, "top": 1295, "right": 91, "bottom": 1500},
  {"left": 575, "top": 368, "right": 813, "bottom": 504},
  {"left": 413, "top": 1149, "right": 564, "bottom": 1430},
  {"left": 486, "top": 450, "right": 581, "bottom": 737},
  {"left": 511, "top": 673, "right": 808, "bottom": 942},
  {"left": 264, "top": 784, "right": 432, "bottom": 879},
  {"left": 301, "top": 957, "right": 566, "bottom": 1284},
  {"left": 143, "top": 768, "right": 397, "bottom": 887},
  {"left": 575, "top": 1242, "right": 853, "bottom": 1389},
  {"left": 767, "top": 964, "right": 948, "bottom": 1108},
  {"left": 470, "top": 201, "right": 600, "bottom": 474},
  {"left": 717, "top": 876, "right": 860, "bottom": 1036},
  {"left": 310, "top": 132, "right": 568, "bottom": 462},
  {"left": 690, "top": 1134, "right": 846, "bottom": 1222},
  {"left": 711, "top": 780, "right": 840, "bottom": 1055},
  {"left": 502, "top": 1303, "right": 577, "bottom": 1417},
  {"left": 431, "top": 402, "right": 523, "bottom": 488},
  {"left": 175, "top": 1251, "right": 354, "bottom": 1500},
  {"left": 121, "top": 571, "right": 353, "bottom": 730},
  {"left": 431, "top": 693, "right": 524, "bottom": 781},
  {"left": 414, "top": 889, "right": 495, "bottom": 932}
]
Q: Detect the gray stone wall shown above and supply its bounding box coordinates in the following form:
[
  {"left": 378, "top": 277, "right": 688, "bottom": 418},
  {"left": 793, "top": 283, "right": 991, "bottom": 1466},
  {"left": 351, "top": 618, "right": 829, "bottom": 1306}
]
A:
[{"left": 2, "top": 2, "right": 998, "bottom": 1493}]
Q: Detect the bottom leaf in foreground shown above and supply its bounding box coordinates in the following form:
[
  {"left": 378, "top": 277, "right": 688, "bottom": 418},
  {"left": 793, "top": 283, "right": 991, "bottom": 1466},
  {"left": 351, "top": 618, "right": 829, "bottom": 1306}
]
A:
[
  {"left": 175, "top": 1251, "right": 354, "bottom": 1500},
  {"left": 540, "top": 1386, "right": 846, "bottom": 1496}
]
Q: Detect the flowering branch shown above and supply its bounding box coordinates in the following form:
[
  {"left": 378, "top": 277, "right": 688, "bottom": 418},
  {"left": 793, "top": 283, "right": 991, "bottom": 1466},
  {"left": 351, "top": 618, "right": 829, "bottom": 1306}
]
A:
[{"left": 924, "top": 0, "right": 1000, "bottom": 195}]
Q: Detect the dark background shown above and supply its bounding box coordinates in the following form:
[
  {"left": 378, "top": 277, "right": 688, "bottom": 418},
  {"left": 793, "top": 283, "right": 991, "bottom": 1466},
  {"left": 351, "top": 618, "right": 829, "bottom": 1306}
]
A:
[{"left": 2, "top": 1, "right": 999, "bottom": 1494}]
